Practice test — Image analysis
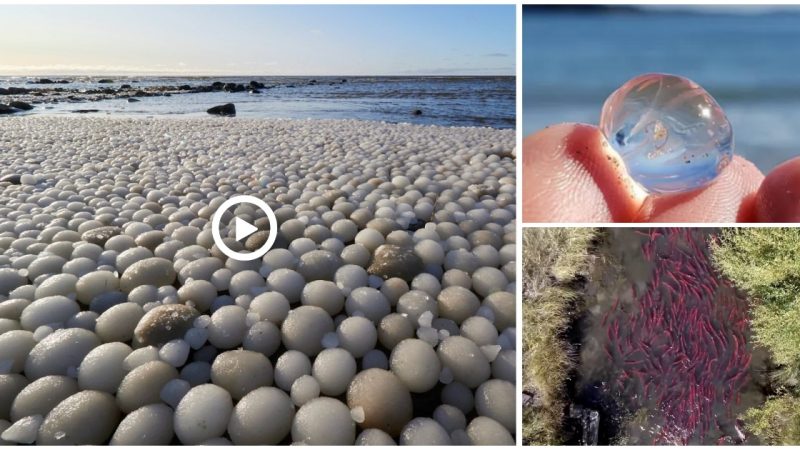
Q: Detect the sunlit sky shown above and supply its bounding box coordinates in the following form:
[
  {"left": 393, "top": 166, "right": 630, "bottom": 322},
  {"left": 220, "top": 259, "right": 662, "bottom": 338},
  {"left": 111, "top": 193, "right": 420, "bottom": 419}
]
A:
[{"left": 0, "top": 5, "right": 515, "bottom": 76}]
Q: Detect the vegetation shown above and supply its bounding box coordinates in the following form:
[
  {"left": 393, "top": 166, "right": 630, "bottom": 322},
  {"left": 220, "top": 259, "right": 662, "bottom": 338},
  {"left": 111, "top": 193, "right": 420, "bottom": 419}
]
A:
[
  {"left": 522, "top": 227, "right": 598, "bottom": 296},
  {"left": 522, "top": 228, "right": 598, "bottom": 445},
  {"left": 711, "top": 228, "right": 800, "bottom": 444},
  {"left": 743, "top": 395, "right": 800, "bottom": 445}
]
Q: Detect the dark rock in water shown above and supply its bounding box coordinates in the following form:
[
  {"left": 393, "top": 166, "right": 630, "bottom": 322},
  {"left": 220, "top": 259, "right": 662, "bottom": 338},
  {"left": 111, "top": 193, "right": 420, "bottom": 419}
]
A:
[
  {"left": 127, "top": 98, "right": 140, "bottom": 103},
  {"left": 0, "top": 105, "right": 19, "bottom": 115},
  {"left": 249, "top": 80, "right": 265, "bottom": 89},
  {"left": 82, "top": 226, "right": 122, "bottom": 246},
  {"left": 0, "top": 87, "right": 29, "bottom": 95},
  {"left": 367, "top": 244, "right": 424, "bottom": 282},
  {"left": 207, "top": 103, "right": 236, "bottom": 116},
  {"left": 223, "top": 83, "right": 245, "bottom": 93},
  {"left": 211, "top": 81, "right": 225, "bottom": 90},
  {"left": 56, "top": 79, "right": 70, "bottom": 84},
  {"left": 73, "top": 109, "right": 100, "bottom": 114},
  {"left": 178, "top": 84, "right": 191, "bottom": 90},
  {"left": 164, "top": 93, "right": 171, "bottom": 97},
  {"left": 36, "top": 78, "right": 55, "bottom": 84},
  {"left": 97, "top": 79, "right": 114, "bottom": 84},
  {"left": 341, "top": 79, "right": 347, "bottom": 83},
  {"left": 309, "top": 79, "right": 317, "bottom": 84},
  {"left": 0, "top": 174, "right": 21, "bottom": 184},
  {"left": 120, "top": 84, "right": 132, "bottom": 89},
  {"left": 412, "top": 109, "right": 423, "bottom": 116},
  {"left": 9, "top": 101, "right": 33, "bottom": 111}
]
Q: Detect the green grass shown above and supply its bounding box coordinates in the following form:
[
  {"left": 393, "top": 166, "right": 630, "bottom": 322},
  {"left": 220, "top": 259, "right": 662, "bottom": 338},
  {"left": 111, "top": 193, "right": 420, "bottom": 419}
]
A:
[
  {"left": 522, "top": 228, "right": 598, "bottom": 445},
  {"left": 711, "top": 228, "right": 800, "bottom": 444},
  {"left": 743, "top": 394, "right": 800, "bottom": 445}
]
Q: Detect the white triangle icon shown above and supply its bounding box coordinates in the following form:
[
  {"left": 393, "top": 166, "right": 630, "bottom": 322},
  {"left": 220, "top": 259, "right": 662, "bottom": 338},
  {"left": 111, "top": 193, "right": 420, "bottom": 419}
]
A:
[{"left": 235, "top": 217, "right": 258, "bottom": 242}]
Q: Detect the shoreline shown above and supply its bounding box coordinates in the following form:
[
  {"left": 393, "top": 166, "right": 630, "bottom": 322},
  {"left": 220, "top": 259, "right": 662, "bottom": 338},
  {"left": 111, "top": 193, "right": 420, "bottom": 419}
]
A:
[
  {"left": 0, "top": 114, "right": 518, "bottom": 133},
  {"left": 0, "top": 76, "right": 516, "bottom": 130}
]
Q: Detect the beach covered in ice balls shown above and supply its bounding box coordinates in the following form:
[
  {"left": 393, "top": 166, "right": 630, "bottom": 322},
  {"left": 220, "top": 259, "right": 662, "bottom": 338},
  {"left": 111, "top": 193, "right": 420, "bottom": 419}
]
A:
[{"left": 0, "top": 117, "right": 516, "bottom": 445}]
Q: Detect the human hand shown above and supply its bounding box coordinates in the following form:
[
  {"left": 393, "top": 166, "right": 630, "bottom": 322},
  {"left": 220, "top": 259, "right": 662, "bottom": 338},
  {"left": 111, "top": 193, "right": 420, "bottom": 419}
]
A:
[{"left": 522, "top": 123, "right": 800, "bottom": 223}]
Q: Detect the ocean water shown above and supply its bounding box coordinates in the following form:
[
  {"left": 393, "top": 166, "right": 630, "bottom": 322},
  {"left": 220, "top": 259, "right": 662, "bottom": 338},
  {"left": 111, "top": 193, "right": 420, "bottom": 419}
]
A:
[
  {"left": 0, "top": 76, "right": 515, "bottom": 129},
  {"left": 523, "top": 7, "right": 800, "bottom": 172}
]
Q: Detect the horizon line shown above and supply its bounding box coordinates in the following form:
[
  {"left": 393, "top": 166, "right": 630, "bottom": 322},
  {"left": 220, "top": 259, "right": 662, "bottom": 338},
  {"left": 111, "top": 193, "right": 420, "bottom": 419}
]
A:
[{"left": 0, "top": 73, "right": 516, "bottom": 78}]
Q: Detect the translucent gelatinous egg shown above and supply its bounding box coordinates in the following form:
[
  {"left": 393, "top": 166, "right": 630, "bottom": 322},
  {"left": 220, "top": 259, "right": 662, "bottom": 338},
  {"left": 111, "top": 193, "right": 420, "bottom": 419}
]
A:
[{"left": 600, "top": 73, "right": 733, "bottom": 193}]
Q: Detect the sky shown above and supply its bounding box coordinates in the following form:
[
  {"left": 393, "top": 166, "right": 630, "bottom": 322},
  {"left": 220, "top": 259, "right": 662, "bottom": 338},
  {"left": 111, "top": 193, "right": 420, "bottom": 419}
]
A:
[{"left": 0, "top": 5, "right": 515, "bottom": 76}]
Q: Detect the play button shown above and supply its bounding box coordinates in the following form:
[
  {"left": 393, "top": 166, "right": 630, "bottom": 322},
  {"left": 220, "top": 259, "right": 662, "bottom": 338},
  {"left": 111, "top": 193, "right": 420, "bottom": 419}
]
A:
[
  {"left": 235, "top": 217, "right": 258, "bottom": 242},
  {"left": 211, "top": 195, "right": 277, "bottom": 261}
]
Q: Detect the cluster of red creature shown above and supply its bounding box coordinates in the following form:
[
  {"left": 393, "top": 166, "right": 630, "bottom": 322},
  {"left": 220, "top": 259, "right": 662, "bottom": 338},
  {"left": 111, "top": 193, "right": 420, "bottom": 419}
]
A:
[{"left": 600, "top": 228, "right": 751, "bottom": 444}]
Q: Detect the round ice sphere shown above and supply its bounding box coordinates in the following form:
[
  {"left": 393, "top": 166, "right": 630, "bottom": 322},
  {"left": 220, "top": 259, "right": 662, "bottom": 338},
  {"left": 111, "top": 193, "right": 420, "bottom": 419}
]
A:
[
  {"left": 600, "top": 73, "right": 733, "bottom": 193},
  {"left": 10, "top": 375, "right": 78, "bottom": 422},
  {"left": 290, "top": 375, "right": 320, "bottom": 407},
  {"left": 174, "top": 384, "right": 233, "bottom": 444},
  {"left": 210, "top": 350, "right": 273, "bottom": 400},
  {"left": 390, "top": 338, "right": 441, "bottom": 393},
  {"left": 292, "top": 397, "right": 355, "bottom": 445},
  {"left": 336, "top": 316, "right": 377, "bottom": 358},
  {"left": 228, "top": 387, "right": 294, "bottom": 445},
  {"left": 37, "top": 391, "right": 120, "bottom": 444},
  {"left": 312, "top": 348, "right": 356, "bottom": 396},
  {"left": 346, "top": 368, "right": 413, "bottom": 437},
  {"left": 399, "top": 417, "right": 451, "bottom": 445},
  {"left": 110, "top": 403, "right": 174, "bottom": 445}
]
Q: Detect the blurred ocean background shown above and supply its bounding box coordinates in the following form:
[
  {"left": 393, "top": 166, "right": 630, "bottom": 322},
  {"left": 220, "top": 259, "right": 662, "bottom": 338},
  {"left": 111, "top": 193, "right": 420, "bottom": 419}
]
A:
[
  {"left": 523, "top": 5, "right": 800, "bottom": 172},
  {"left": 0, "top": 76, "right": 515, "bottom": 129}
]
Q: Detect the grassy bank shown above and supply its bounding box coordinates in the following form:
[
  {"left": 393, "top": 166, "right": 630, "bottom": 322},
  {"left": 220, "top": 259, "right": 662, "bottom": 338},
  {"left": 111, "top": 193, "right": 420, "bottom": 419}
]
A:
[
  {"left": 522, "top": 228, "right": 597, "bottom": 445},
  {"left": 711, "top": 228, "right": 800, "bottom": 444}
]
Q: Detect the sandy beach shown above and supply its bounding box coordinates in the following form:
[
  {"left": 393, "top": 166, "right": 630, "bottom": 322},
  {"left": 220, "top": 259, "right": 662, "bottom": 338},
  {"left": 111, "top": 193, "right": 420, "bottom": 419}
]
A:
[{"left": 0, "top": 116, "right": 516, "bottom": 445}]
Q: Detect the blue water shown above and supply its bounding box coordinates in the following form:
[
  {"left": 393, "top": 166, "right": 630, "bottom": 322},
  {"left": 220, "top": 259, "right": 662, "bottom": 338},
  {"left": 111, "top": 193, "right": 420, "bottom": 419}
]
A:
[
  {"left": 0, "top": 76, "right": 515, "bottom": 129},
  {"left": 523, "top": 7, "right": 800, "bottom": 171}
]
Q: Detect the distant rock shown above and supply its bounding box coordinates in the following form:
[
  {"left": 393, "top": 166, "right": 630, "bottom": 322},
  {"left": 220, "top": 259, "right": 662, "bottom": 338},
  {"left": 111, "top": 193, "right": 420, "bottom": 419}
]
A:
[
  {"left": 412, "top": 109, "right": 423, "bottom": 116},
  {"left": 10, "top": 101, "right": 33, "bottom": 111},
  {"left": 249, "top": 80, "right": 265, "bottom": 89},
  {"left": 0, "top": 174, "right": 21, "bottom": 184},
  {"left": 36, "top": 78, "right": 55, "bottom": 84},
  {"left": 72, "top": 109, "right": 100, "bottom": 114},
  {"left": 120, "top": 84, "right": 132, "bottom": 89},
  {"left": 224, "top": 83, "right": 245, "bottom": 92},
  {"left": 0, "top": 105, "right": 19, "bottom": 115},
  {"left": 211, "top": 81, "right": 225, "bottom": 90},
  {"left": 0, "top": 87, "right": 29, "bottom": 96},
  {"left": 97, "top": 79, "right": 114, "bottom": 84},
  {"left": 127, "top": 98, "right": 140, "bottom": 103},
  {"left": 178, "top": 84, "right": 191, "bottom": 90},
  {"left": 207, "top": 103, "right": 236, "bottom": 116}
]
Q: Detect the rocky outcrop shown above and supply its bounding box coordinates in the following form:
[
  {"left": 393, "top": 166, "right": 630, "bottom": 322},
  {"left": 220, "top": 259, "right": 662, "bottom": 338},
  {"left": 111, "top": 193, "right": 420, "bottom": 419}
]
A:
[
  {"left": 10, "top": 101, "right": 33, "bottom": 111},
  {"left": 207, "top": 103, "right": 236, "bottom": 116}
]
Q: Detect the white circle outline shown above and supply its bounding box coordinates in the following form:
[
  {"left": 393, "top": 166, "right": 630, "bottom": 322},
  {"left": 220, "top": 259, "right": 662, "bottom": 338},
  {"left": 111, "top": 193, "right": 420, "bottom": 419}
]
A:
[{"left": 211, "top": 195, "right": 278, "bottom": 261}]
